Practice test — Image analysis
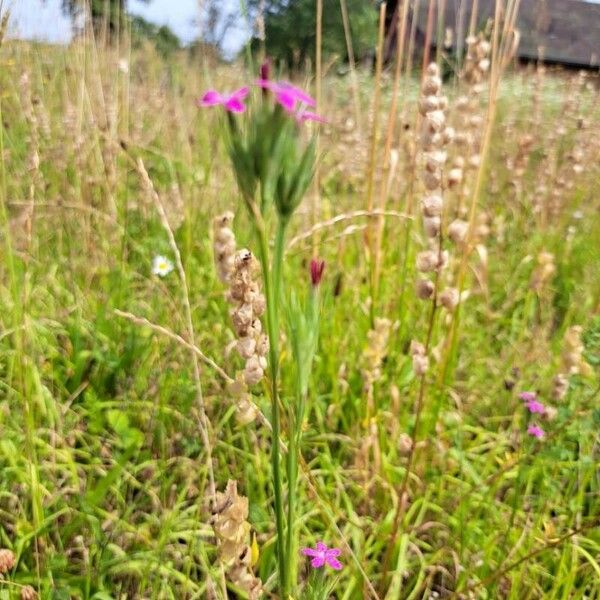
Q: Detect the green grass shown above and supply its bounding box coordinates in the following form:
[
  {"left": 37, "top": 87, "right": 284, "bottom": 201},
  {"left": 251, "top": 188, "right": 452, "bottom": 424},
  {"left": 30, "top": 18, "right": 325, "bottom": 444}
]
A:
[{"left": 0, "top": 39, "right": 599, "bottom": 599}]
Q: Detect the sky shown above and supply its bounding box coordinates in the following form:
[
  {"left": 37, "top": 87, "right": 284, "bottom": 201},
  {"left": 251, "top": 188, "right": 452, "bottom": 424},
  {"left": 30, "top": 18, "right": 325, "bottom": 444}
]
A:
[{"left": 2, "top": 0, "right": 250, "bottom": 54}]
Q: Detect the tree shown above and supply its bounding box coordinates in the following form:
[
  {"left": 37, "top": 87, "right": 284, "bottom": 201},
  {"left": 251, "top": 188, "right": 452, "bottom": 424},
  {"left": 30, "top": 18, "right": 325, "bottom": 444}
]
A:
[
  {"left": 62, "top": 0, "right": 127, "bottom": 37},
  {"left": 249, "top": 0, "right": 379, "bottom": 68}
]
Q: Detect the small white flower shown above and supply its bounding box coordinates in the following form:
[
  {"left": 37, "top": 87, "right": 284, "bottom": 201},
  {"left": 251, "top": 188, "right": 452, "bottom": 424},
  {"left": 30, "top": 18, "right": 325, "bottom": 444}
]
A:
[
  {"left": 118, "top": 59, "right": 129, "bottom": 74},
  {"left": 152, "top": 255, "right": 174, "bottom": 277}
]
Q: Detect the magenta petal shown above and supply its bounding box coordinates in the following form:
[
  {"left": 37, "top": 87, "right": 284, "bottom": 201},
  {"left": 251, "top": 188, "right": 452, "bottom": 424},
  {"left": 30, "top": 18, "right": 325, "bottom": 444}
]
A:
[
  {"left": 200, "top": 90, "right": 223, "bottom": 106},
  {"left": 276, "top": 89, "right": 296, "bottom": 112},
  {"left": 224, "top": 97, "right": 246, "bottom": 113},
  {"left": 281, "top": 82, "right": 316, "bottom": 106},
  {"left": 301, "top": 548, "right": 319, "bottom": 557},
  {"left": 315, "top": 542, "right": 328, "bottom": 552},
  {"left": 326, "top": 557, "right": 343, "bottom": 570},
  {"left": 299, "top": 110, "right": 326, "bottom": 123},
  {"left": 231, "top": 86, "right": 249, "bottom": 100},
  {"left": 326, "top": 548, "right": 341, "bottom": 557},
  {"left": 311, "top": 556, "right": 326, "bottom": 568}
]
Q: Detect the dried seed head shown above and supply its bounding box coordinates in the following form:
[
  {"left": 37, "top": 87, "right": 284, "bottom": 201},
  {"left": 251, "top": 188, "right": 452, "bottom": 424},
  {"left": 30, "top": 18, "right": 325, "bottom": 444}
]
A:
[
  {"left": 0, "top": 548, "right": 15, "bottom": 573},
  {"left": 419, "top": 95, "right": 439, "bottom": 115},
  {"left": 422, "top": 169, "right": 442, "bottom": 191},
  {"left": 398, "top": 433, "right": 413, "bottom": 455},
  {"left": 448, "top": 219, "right": 469, "bottom": 244},
  {"left": 20, "top": 586, "right": 37, "bottom": 600},
  {"left": 440, "top": 287, "right": 460, "bottom": 311},
  {"left": 552, "top": 373, "right": 569, "bottom": 401},
  {"left": 441, "top": 126, "right": 455, "bottom": 145},
  {"left": 424, "top": 151, "right": 447, "bottom": 172},
  {"left": 447, "top": 167, "right": 463, "bottom": 187},
  {"left": 412, "top": 353, "right": 429, "bottom": 376},
  {"left": 416, "top": 250, "right": 440, "bottom": 272},
  {"left": 422, "top": 194, "right": 443, "bottom": 217},
  {"left": 423, "top": 215, "right": 442, "bottom": 238},
  {"left": 422, "top": 74, "right": 442, "bottom": 96},
  {"left": 213, "top": 211, "right": 237, "bottom": 283},
  {"left": 416, "top": 278, "right": 435, "bottom": 299},
  {"left": 410, "top": 340, "right": 426, "bottom": 356},
  {"left": 426, "top": 110, "right": 446, "bottom": 133}
]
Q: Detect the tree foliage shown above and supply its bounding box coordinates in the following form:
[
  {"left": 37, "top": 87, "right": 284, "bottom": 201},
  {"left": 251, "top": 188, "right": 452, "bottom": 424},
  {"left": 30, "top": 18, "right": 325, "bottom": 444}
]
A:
[{"left": 249, "top": 0, "right": 378, "bottom": 68}]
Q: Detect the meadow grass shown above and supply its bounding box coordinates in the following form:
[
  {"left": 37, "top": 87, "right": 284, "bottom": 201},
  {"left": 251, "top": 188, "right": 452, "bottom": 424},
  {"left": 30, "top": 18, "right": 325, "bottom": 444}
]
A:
[{"left": 0, "top": 32, "right": 599, "bottom": 600}]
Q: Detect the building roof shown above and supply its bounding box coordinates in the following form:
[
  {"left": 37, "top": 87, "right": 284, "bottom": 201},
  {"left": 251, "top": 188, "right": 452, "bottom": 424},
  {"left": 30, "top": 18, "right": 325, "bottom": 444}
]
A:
[{"left": 387, "top": 0, "right": 600, "bottom": 68}]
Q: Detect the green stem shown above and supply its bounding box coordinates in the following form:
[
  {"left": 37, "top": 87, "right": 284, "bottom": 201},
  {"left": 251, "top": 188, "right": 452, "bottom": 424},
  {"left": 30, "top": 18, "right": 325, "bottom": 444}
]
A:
[
  {"left": 256, "top": 218, "right": 289, "bottom": 597},
  {"left": 286, "top": 410, "right": 300, "bottom": 593}
]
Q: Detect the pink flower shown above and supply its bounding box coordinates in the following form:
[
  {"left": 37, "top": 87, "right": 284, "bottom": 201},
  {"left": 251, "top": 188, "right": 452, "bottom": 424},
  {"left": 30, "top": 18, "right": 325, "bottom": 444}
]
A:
[
  {"left": 256, "top": 79, "right": 316, "bottom": 112},
  {"left": 310, "top": 259, "right": 325, "bottom": 286},
  {"left": 519, "top": 391, "right": 537, "bottom": 402},
  {"left": 527, "top": 424, "right": 545, "bottom": 439},
  {"left": 298, "top": 110, "right": 327, "bottom": 124},
  {"left": 525, "top": 399, "right": 545, "bottom": 414},
  {"left": 199, "top": 87, "right": 249, "bottom": 113},
  {"left": 301, "top": 542, "right": 342, "bottom": 570}
]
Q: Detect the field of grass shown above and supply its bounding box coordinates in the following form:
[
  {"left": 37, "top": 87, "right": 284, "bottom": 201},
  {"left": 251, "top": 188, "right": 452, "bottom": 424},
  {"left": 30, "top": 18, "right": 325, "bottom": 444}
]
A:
[{"left": 0, "top": 26, "right": 599, "bottom": 600}]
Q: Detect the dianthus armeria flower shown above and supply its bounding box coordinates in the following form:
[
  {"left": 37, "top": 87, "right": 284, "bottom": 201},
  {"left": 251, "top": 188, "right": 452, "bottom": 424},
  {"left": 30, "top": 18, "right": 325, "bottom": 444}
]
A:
[
  {"left": 525, "top": 398, "right": 546, "bottom": 414},
  {"left": 256, "top": 79, "right": 316, "bottom": 112},
  {"left": 518, "top": 391, "right": 537, "bottom": 402},
  {"left": 301, "top": 542, "right": 342, "bottom": 570},
  {"left": 199, "top": 87, "right": 249, "bottom": 113},
  {"left": 527, "top": 424, "right": 545, "bottom": 439},
  {"left": 152, "top": 255, "right": 174, "bottom": 277}
]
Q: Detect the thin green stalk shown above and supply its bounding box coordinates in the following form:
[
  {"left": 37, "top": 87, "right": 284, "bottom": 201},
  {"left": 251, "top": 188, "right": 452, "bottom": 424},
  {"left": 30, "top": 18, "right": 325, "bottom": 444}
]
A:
[
  {"left": 256, "top": 218, "right": 289, "bottom": 597},
  {"left": 286, "top": 408, "right": 300, "bottom": 593}
]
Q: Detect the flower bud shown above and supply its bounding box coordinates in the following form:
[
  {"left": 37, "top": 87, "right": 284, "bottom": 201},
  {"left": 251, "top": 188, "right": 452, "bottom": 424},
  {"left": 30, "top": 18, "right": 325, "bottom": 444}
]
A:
[{"left": 310, "top": 259, "right": 325, "bottom": 286}]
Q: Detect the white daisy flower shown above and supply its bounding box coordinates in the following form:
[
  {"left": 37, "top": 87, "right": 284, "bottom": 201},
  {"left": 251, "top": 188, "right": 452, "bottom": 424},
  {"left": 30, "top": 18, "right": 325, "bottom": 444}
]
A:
[{"left": 152, "top": 255, "right": 174, "bottom": 277}]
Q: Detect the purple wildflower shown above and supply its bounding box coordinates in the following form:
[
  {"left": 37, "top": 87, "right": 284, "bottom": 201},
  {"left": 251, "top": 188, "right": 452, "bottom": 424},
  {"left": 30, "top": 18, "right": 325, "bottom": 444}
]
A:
[
  {"left": 301, "top": 542, "right": 342, "bottom": 570},
  {"left": 525, "top": 399, "right": 546, "bottom": 414},
  {"left": 518, "top": 391, "right": 537, "bottom": 402},
  {"left": 527, "top": 424, "right": 545, "bottom": 439},
  {"left": 255, "top": 79, "right": 316, "bottom": 112},
  {"left": 199, "top": 87, "right": 249, "bottom": 113}
]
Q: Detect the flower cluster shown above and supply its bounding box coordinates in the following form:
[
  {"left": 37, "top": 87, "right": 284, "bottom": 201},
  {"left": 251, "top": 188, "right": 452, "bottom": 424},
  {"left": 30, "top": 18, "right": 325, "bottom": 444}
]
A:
[
  {"left": 416, "top": 63, "right": 459, "bottom": 311},
  {"left": 463, "top": 35, "right": 491, "bottom": 85},
  {"left": 519, "top": 390, "right": 558, "bottom": 440},
  {"left": 210, "top": 480, "right": 262, "bottom": 599},
  {"left": 212, "top": 212, "right": 266, "bottom": 425},
  {"left": 228, "top": 250, "right": 269, "bottom": 387},
  {"left": 450, "top": 34, "right": 490, "bottom": 221},
  {"left": 200, "top": 64, "right": 323, "bottom": 124}
]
